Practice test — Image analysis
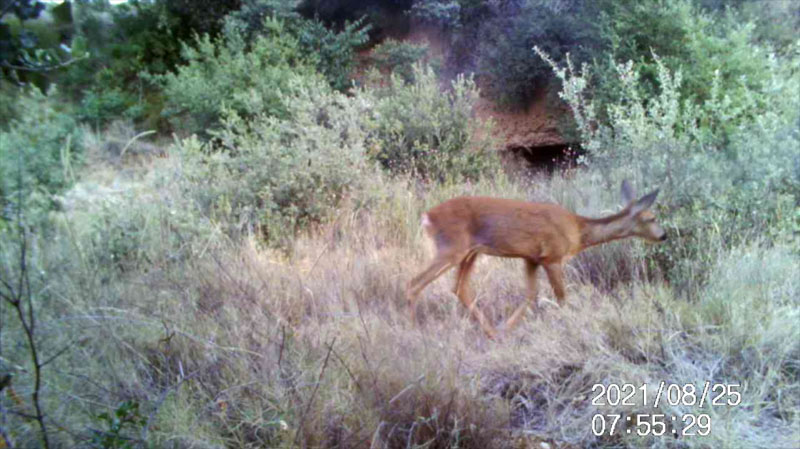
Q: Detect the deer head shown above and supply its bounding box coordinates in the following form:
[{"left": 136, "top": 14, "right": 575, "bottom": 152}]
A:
[{"left": 621, "top": 180, "right": 667, "bottom": 242}]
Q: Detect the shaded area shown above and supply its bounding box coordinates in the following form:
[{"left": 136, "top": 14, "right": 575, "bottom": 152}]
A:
[{"left": 506, "top": 143, "right": 584, "bottom": 173}]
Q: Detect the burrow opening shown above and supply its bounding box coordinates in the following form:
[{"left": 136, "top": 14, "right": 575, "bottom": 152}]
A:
[{"left": 506, "top": 143, "right": 585, "bottom": 173}]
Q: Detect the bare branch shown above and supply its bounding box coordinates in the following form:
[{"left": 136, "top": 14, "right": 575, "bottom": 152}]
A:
[{"left": 1, "top": 56, "right": 84, "bottom": 73}]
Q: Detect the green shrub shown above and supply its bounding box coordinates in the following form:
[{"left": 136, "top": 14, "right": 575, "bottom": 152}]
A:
[
  {"left": 358, "top": 63, "right": 497, "bottom": 181},
  {"left": 0, "top": 87, "right": 82, "bottom": 221},
  {"left": 539, "top": 46, "right": 800, "bottom": 284},
  {"left": 178, "top": 76, "right": 372, "bottom": 246},
  {"left": 224, "top": 0, "right": 371, "bottom": 91},
  {"left": 410, "top": 0, "right": 608, "bottom": 108},
  {"left": 78, "top": 86, "right": 144, "bottom": 128},
  {"left": 370, "top": 38, "right": 430, "bottom": 83},
  {"left": 476, "top": 0, "right": 609, "bottom": 107},
  {"left": 156, "top": 16, "right": 317, "bottom": 135},
  {"left": 62, "top": 1, "right": 185, "bottom": 126},
  {"left": 0, "top": 80, "right": 19, "bottom": 127},
  {"left": 293, "top": 16, "right": 371, "bottom": 91},
  {"left": 595, "top": 0, "right": 785, "bottom": 143}
]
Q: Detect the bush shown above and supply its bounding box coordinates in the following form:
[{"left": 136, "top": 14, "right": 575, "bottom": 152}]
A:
[
  {"left": 157, "top": 16, "right": 317, "bottom": 135},
  {"left": 370, "top": 38, "right": 430, "bottom": 83},
  {"left": 409, "top": 0, "right": 608, "bottom": 108},
  {"left": 62, "top": 1, "right": 186, "bottom": 126},
  {"left": 539, "top": 45, "right": 800, "bottom": 284},
  {"left": 294, "top": 16, "right": 371, "bottom": 91},
  {"left": 225, "top": 0, "right": 371, "bottom": 91},
  {"left": 178, "top": 76, "right": 372, "bottom": 246},
  {"left": 78, "top": 86, "right": 144, "bottom": 127},
  {"left": 594, "top": 0, "right": 788, "bottom": 143},
  {"left": 358, "top": 63, "right": 498, "bottom": 181},
  {"left": 476, "top": 0, "right": 608, "bottom": 108},
  {"left": 0, "top": 87, "right": 82, "bottom": 221}
]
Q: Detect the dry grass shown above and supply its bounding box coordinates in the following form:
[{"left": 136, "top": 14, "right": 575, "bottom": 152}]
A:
[{"left": 2, "top": 151, "right": 798, "bottom": 448}]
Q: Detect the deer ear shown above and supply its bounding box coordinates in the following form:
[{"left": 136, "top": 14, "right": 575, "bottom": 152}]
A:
[
  {"left": 621, "top": 180, "right": 636, "bottom": 205},
  {"left": 632, "top": 190, "right": 659, "bottom": 214}
]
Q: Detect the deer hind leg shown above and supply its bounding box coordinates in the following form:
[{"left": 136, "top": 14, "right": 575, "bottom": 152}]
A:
[
  {"left": 544, "top": 263, "right": 567, "bottom": 305},
  {"left": 503, "top": 259, "right": 539, "bottom": 332},
  {"left": 406, "top": 253, "right": 457, "bottom": 323},
  {"left": 452, "top": 251, "right": 497, "bottom": 339}
]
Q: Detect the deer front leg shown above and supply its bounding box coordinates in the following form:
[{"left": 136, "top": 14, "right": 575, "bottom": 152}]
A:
[
  {"left": 503, "top": 259, "right": 539, "bottom": 331},
  {"left": 544, "top": 263, "right": 567, "bottom": 305}
]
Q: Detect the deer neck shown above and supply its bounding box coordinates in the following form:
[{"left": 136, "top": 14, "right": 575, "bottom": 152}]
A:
[{"left": 578, "top": 209, "right": 632, "bottom": 250}]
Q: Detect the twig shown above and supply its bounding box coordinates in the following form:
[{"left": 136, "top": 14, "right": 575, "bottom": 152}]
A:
[
  {"left": 119, "top": 130, "right": 157, "bottom": 159},
  {"left": 2, "top": 225, "right": 51, "bottom": 449},
  {"left": 388, "top": 375, "right": 425, "bottom": 405},
  {"left": 293, "top": 337, "right": 336, "bottom": 448},
  {"left": 332, "top": 348, "right": 364, "bottom": 394},
  {"left": 141, "top": 368, "right": 202, "bottom": 443},
  {"left": 0, "top": 57, "right": 83, "bottom": 73},
  {"left": 40, "top": 338, "right": 82, "bottom": 368},
  {"left": 278, "top": 324, "right": 286, "bottom": 369}
]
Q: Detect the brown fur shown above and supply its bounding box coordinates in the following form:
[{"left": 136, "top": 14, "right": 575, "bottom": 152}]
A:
[{"left": 406, "top": 182, "right": 666, "bottom": 338}]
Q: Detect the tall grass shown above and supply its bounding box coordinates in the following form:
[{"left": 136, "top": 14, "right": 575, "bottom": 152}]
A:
[{"left": 2, "top": 148, "right": 797, "bottom": 447}]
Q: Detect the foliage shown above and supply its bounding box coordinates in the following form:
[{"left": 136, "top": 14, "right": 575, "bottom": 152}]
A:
[
  {"left": 0, "top": 0, "right": 46, "bottom": 67},
  {"left": 407, "top": 0, "right": 610, "bottom": 108},
  {"left": 91, "top": 401, "right": 147, "bottom": 449},
  {"left": 179, "top": 76, "right": 372, "bottom": 245},
  {"left": 594, "top": 0, "right": 788, "bottom": 143},
  {"left": 410, "top": 0, "right": 462, "bottom": 29},
  {"left": 293, "top": 16, "right": 371, "bottom": 91},
  {"left": 156, "top": 16, "right": 317, "bottom": 135},
  {"left": 539, "top": 46, "right": 800, "bottom": 284},
  {"left": 0, "top": 87, "right": 82, "bottom": 221},
  {"left": 77, "top": 87, "right": 143, "bottom": 128},
  {"left": 359, "top": 63, "right": 497, "bottom": 181},
  {"left": 225, "top": 0, "right": 371, "bottom": 91},
  {"left": 62, "top": 0, "right": 250, "bottom": 127},
  {"left": 61, "top": 1, "right": 184, "bottom": 126},
  {"left": 1, "top": 0, "right": 80, "bottom": 85},
  {"left": 164, "top": 0, "right": 242, "bottom": 37},
  {"left": 369, "top": 38, "right": 429, "bottom": 82},
  {"left": 0, "top": 79, "right": 18, "bottom": 125},
  {"left": 475, "top": 0, "right": 608, "bottom": 107}
]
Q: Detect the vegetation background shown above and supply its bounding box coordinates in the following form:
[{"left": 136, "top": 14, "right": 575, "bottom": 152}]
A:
[{"left": 1, "top": 0, "right": 798, "bottom": 447}]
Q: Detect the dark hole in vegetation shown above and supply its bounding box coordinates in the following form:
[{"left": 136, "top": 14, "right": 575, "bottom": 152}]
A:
[{"left": 507, "top": 143, "right": 584, "bottom": 173}]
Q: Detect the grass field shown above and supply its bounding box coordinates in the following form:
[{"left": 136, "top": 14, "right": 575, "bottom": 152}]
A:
[{"left": 3, "top": 138, "right": 796, "bottom": 448}]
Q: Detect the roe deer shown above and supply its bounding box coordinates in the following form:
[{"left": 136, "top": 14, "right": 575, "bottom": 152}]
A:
[{"left": 406, "top": 180, "right": 666, "bottom": 338}]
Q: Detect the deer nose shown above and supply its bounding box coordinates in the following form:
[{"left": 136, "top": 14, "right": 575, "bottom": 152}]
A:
[{"left": 659, "top": 234, "right": 667, "bottom": 241}]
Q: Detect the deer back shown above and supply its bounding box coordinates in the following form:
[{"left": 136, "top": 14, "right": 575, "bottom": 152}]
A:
[{"left": 423, "top": 197, "right": 584, "bottom": 264}]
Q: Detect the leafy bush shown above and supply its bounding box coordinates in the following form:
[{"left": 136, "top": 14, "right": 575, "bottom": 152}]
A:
[
  {"left": 370, "top": 38, "right": 430, "bottom": 82},
  {"left": 410, "top": 0, "right": 463, "bottom": 29},
  {"left": 225, "top": 0, "right": 371, "bottom": 91},
  {"left": 358, "top": 63, "right": 497, "bottom": 181},
  {"left": 476, "top": 0, "right": 608, "bottom": 107},
  {"left": 539, "top": 46, "right": 800, "bottom": 283},
  {"left": 61, "top": 1, "right": 186, "bottom": 126},
  {"left": 178, "top": 76, "right": 372, "bottom": 245},
  {"left": 295, "top": 16, "right": 371, "bottom": 91},
  {"left": 0, "top": 87, "right": 82, "bottom": 221},
  {"left": 156, "top": 16, "right": 317, "bottom": 135},
  {"left": 78, "top": 87, "right": 144, "bottom": 127},
  {"left": 595, "top": 0, "right": 786, "bottom": 143},
  {"left": 408, "top": 0, "right": 608, "bottom": 108}
]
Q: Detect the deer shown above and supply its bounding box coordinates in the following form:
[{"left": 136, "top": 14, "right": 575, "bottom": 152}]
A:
[{"left": 406, "top": 180, "right": 666, "bottom": 339}]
